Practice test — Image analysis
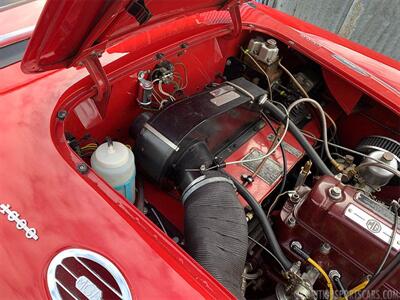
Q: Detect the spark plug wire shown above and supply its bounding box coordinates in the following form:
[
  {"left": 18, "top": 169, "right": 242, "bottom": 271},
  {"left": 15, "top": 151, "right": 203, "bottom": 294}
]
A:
[{"left": 290, "top": 242, "right": 334, "bottom": 300}]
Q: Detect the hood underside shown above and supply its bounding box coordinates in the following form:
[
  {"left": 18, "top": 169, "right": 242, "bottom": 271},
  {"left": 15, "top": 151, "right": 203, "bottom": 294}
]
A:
[{"left": 21, "top": 0, "right": 241, "bottom": 73}]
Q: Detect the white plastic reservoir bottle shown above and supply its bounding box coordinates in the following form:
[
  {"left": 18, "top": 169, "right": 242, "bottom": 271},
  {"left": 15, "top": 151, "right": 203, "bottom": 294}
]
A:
[{"left": 91, "top": 140, "right": 136, "bottom": 202}]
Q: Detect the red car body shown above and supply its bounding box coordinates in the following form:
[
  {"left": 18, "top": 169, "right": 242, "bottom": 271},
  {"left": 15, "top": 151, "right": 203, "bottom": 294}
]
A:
[{"left": 0, "top": 1, "right": 398, "bottom": 299}]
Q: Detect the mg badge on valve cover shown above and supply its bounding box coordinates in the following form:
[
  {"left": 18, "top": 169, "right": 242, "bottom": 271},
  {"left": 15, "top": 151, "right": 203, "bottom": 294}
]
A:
[{"left": 0, "top": 203, "right": 39, "bottom": 240}]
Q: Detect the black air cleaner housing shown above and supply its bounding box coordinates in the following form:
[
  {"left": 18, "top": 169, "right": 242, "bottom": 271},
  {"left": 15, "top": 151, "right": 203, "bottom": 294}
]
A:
[{"left": 131, "top": 77, "right": 266, "bottom": 185}]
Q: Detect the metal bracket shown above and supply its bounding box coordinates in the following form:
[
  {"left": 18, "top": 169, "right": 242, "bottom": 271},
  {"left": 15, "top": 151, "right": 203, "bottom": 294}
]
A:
[
  {"left": 225, "top": 1, "right": 242, "bottom": 38},
  {"left": 81, "top": 53, "right": 111, "bottom": 117}
]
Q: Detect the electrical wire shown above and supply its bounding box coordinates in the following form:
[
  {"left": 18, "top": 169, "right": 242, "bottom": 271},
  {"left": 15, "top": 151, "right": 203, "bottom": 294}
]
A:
[
  {"left": 241, "top": 47, "right": 273, "bottom": 101},
  {"left": 223, "top": 104, "right": 290, "bottom": 167},
  {"left": 360, "top": 252, "right": 400, "bottom": 294},
  {"left": 291, "top": 244, "right": 334, "bottom": 300},
  {"left": 287, "top": 98, "right": 338, "bottom": 169},
  {"left": 249, "top": 115, "right": 280, "bottom": 177},
  {"left": 174, "top": 62, "right": 188, "bottom": 90},
  {"left": 259, "top": 113, "right": 288, "bottom": 194},
  {"left": 266, "top": 191, "right": 290, "bottom": 218},
  {"left": 331, "top": 275, "right": 349, "bottom": 300},
  {"left": 278, "top": 60, "right": 337, "bottom": 138},
  {"left": 80, "top": 143, "right": 98, "bottom": 151},
  {"left": 332, "top": 152, "right": 347, "bottom": 160},
  {"left": 190, "top": 96, "right": 332, "bottom": 171},
  {"left": 248, "top": 236, "right": 285, "bottom": 271},
  {"left": 306, "top": 257, "right": 334, "bottom": 300},
  {"left": 225, "top": 81, "right": 255, "bottom": 101},
  {"left": 339, "top": 202, "right": 399, "bottom": 300},
  {"left": 158, "top": 80, "right": 176, "bottom": 102},
  {"left": 371, "top": 201, "right": 399, "bottom": 278},
  {"left": 301, "top": 131, "right": 400, "bottom": 170},
  {"left": 339, "top": 279, "right": 369, "bottom": 300},
  {"left": 278, "top": 60, "right": 308, "bottom": 97},
  {"left": 186, "top": 107, "right": 290, "bottom": 173},
  {"left": 230, "top": 174, "right": 293, "bottom": 270},
  {"left": 150, "top": 207, "right": 167, "bottom": 234}
]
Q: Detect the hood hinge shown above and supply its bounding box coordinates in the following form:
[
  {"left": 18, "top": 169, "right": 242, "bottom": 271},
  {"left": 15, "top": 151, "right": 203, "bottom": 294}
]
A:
[
  {"left": 222, "top": 0, "right": 242, "bottom": 38},
  {"left": 80, "top": 52, "right": 111, "bottom": 118}
]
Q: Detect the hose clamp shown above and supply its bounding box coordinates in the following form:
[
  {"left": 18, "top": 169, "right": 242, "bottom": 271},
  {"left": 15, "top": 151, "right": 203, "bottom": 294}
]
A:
[{"left": 181, "top": 176, "right": 235, "bottom": 204}]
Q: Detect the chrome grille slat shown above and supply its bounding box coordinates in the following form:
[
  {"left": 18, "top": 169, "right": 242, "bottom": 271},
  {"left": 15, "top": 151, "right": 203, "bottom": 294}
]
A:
[
  {"left": 47, "top": 249, "right": 132, "bottom": 300},
  {"left": 55, "top": 279, "right": 80, "bottom": 300},
  {"left": 60, "top": 263, "right": 78, "bottom": 280},
  {"left": 74, "top": 256, "right": 123, "bottom": 299}
]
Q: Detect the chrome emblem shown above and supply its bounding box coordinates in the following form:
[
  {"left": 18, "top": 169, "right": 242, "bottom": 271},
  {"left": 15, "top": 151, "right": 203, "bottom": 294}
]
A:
[
  {"left": 0, "top": 203, "right": 38, "bottom": 240},
  {"left": 75, "top": 276, "right": 102, "bottom": 300},
  {"left": 366, "top": 219, "right": 382, "bottom": 233},
  {"left": 47, "top": 248, "right": 132, "bottom": 300}
]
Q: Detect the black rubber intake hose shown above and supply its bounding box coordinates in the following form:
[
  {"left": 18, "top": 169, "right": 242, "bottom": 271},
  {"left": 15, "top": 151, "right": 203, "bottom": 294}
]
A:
[
  {"left": 182, "top": 171, "right": 248, "bottom": 298},
  {"left": 229, "top": 174, "right": 293, "bottom": 271},
  {"left": 262, "top": 101, "right": 333, "bottom": 176}
]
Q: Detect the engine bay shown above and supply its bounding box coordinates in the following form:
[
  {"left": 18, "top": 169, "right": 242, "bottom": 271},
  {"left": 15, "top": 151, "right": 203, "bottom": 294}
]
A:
[{"left": 60, "top": 33, "right": 400, "bottom": 299}]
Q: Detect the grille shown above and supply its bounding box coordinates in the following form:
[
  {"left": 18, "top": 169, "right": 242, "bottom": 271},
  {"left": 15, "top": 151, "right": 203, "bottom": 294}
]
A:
[{"left": 47, "top": 249, "right": 132, "bottom": 300}]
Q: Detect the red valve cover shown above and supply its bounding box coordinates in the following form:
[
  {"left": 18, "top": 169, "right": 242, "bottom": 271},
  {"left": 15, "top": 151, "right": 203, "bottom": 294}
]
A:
[{"left": 277, "top": 176, "right": 399, "bottom": 292}]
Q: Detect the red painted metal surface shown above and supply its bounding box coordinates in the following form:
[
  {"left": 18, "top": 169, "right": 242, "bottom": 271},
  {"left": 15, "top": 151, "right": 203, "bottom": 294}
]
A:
[
  {"left": 322, "top": 69, "right": 363, "bottom": 115},
  {"left": 277, "top": 176, "right": 399, "bottom": 291},
  {"left": 246, "top": 3, "right": 400, "bottom": 115},
  {"left": 225, "top": 121, "right": 305, "bottom": 205},
  {"left": 337, "top": 101, "right": 400, "bottom": 149},
  {"left": 0, "top": 1, "right": 398, "bottom": 299},
  {"left": 0, "top": 59, "right": 234, "bottom": 300},
  {"left": 21, "top": 0, "right": 241, "bottom": 73},
  {"left": 224, "top": 111, "right": 327, "bottom": 206},
  {"left": 0, "top": 0, "right": 45, "bottom": 45}
]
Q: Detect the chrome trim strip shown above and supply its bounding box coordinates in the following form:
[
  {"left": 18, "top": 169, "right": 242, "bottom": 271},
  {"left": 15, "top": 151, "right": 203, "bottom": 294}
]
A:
[
  {"left": 143, "top": 123, "right": 180, "bottom": 151},
  {"left": 332, "top": 54, "right": 400, "bottom": 96},
  {"left": 55, "top": 279, "right": 79, "bottom": 300},
  {"left": 47, "top": 248, "right": 132, "bottom": 300},
  {"left": 0, "top": 25, "right": 34, "bottom": 45},
  {"left": 60, "top": 263, "right": 78, "bottom": 279},
  {"left": 75, "top": 256, "right": 123, "bottom": 299}
]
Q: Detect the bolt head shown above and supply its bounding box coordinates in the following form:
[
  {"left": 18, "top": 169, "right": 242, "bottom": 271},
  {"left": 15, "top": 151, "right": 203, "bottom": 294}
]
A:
[
  {"left": 320, "top": 242, "right": 331, "bottom": 255},
  {"left": 77, "top": 163, "right": 89, "bottom": 174},
  {"left": 57, "top": 110, "right": 67, "bottom": 120},
  {"left": 288, "top": 216, "right": 296, "bottom": 227},
  {"left": 291, "top": 192, "right": 300, "bottom": 203},
  {"left": 382, "top": 152, "right": 394, "bottom": 162},
  {"left": 329, "top": 186, "right": 342, "bottom": 200},
  {"left": 266, "top": 38, "right": 277, "bottom": 48},
  {"left": 155, "top": 53, "right": 165, "bottom": 60}
]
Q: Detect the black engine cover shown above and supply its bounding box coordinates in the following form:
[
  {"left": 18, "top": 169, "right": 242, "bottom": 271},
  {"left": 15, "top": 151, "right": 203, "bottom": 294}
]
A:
[{"left": 132, "top": 77, "right": 266, "bottom": 185}]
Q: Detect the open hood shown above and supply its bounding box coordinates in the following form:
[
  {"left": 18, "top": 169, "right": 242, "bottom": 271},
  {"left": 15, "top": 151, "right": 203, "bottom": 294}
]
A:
[{"left": 21, "top": 0, "right": 243, "bottom": 73}]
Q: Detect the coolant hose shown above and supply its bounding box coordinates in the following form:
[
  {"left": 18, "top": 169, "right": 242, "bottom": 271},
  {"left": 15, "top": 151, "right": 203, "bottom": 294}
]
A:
[
  {"left": 183, "top": 171, "right": 248, "bottom": 298},
  {"left": 228, "top": 174, "right": 293, "bottom": 271},
  {"left": 262, "top": 101, "right": 333, "bottom": 176}
]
